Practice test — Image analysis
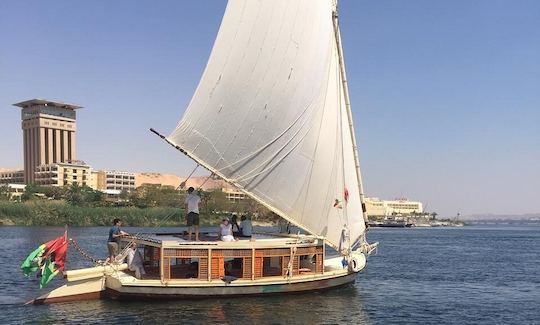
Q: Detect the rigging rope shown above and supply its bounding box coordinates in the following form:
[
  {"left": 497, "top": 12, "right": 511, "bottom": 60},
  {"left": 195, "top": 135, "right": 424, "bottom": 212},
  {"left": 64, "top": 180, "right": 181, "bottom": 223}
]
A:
[
  {"left": 198, "top": 172, "right": 215, "bottom": 190},
  {"left": 69, "top": 211, "right": 179, "bottom": 268},
  {"left": 178, "top": 164, "right": 200, "bottom": 189},
  {"left": 285, "top": 232, "right": 302, "bottom": 280},
  {"left": 112, "top": 210, "right": 179, "bottom": 265},
  {"left": 69, "top": 238, "right": 105, "bottom": 266}
]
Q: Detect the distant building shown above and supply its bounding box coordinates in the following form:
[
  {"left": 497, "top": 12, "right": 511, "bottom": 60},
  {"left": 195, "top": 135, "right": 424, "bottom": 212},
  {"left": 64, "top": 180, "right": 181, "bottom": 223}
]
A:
[
  {"left": 100, "top": 189, "right": 123, "bottom": 201},
  {"left": 364, "top": 198, "right": 386, "bottom": 217},
  {"left": 96, "top": 170, "right": 136, "bottom": 192},
  {"left": 222, "top": 187, "right": 246, "bottom": 202},
  {"left": 365, "top": 198, "right": 423, "bottom": 217},
  {"left": 34, "top": 161, "right": 91, "bottom": 187},
  {"left": 13, "top": 99, "right": 82, "bottom": 184},
  {"left": 2, "top": 184, "right": 26, "bottom": 201},
  {"left": 87, "top": 171, "right": 99, "bottom": 190},
  {"left": 0, "top": 169, "right": 24, "bottom": 185}
]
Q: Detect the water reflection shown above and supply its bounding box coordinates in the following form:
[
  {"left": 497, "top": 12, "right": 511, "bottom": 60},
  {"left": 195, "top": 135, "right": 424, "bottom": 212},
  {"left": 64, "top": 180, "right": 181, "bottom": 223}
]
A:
[{"left": 15, "top": 284, "right": 371, "bottom": 324}]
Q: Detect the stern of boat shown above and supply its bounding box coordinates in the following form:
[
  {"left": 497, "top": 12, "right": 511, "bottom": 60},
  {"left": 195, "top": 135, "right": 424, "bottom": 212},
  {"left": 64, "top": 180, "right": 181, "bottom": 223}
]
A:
[{"left": 30, "top": 264, "right": 128, "bottom": 304}]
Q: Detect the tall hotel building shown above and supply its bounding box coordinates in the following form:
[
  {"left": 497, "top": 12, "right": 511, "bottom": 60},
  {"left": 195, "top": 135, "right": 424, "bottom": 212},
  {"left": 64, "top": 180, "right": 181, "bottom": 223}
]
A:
[{"left": 13, "top": 99, "right": 81, "bottom": 184}]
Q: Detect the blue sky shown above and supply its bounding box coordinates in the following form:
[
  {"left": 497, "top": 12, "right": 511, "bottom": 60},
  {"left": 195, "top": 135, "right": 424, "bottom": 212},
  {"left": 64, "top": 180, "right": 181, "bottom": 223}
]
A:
[{"left": 1, "top": 0, "right": 538, "bottom": 217}]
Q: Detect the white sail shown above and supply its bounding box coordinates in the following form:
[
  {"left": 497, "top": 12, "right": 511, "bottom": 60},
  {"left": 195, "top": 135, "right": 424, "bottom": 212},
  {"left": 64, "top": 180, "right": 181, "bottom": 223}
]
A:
[{"left": 169, "top": 0, "right": 366, "bottom": 252}]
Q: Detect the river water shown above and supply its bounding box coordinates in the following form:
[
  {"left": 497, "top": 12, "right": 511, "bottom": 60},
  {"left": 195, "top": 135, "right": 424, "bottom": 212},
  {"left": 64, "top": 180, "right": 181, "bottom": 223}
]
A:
[{"left": 1, "top": 225, "right": 538, "bottom": 324}]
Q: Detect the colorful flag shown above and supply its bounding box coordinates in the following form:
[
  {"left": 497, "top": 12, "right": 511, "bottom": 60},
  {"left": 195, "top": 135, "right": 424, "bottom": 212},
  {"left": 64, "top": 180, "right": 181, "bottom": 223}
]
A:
[
  {"left": 21, "top": 232, "right": 68, "bottom": 288},
  {"left": 20, "top": 244, "right": 47, "bottom": 276},
  {"left": 40, "top": 258, "right": 59, "bottom": 288}
]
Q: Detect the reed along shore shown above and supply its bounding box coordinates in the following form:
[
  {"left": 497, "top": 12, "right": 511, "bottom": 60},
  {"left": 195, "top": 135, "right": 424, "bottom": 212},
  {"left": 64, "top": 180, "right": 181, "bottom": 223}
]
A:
[{"left": 0, "top": 201, "right": 249, "bottom": 227}]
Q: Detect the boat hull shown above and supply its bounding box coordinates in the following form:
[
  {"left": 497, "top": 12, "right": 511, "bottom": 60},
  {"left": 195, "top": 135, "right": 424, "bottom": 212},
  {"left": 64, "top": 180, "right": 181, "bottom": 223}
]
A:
[
  {"left": 31, "top": 276, "right": 107, "bottom": 305},
  {"left": 106, "top": 273, "right": 358, "bottom": 300},
  {"left": 30, "top": 264, "right": 129, "bottom": 304}
]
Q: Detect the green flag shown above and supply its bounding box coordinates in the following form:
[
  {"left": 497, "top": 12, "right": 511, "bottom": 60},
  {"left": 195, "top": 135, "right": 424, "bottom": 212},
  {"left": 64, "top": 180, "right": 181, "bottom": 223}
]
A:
[
  {"left": 21, "top": 233, "right": 69, "bottom": 288},
  {"left": 39, "top": 258, "right": 60, "bottom": 289},
  {"left": 20, "top": 244, "right": 46, "bottom": 276}
]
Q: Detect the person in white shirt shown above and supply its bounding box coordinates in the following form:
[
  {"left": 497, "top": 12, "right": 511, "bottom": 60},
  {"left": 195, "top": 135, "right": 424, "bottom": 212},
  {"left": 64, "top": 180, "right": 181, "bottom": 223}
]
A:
[
  {"left": 239, "top": 215, "right": 252, "bottom": 237},
  {"left": 127, "top": 243, "right": 146, "bottom": 279},
  {"left": 185, "top": 187, "right": 201, "bottom": 241},
  {"left": 219, "top": 218, "right": 235, "bottom": 242}
]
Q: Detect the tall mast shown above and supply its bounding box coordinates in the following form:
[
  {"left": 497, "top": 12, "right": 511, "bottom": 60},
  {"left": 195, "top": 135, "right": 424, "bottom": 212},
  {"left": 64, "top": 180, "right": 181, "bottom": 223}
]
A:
[{"left": 332, "top": 4, "right": 369, "bottom": 227}]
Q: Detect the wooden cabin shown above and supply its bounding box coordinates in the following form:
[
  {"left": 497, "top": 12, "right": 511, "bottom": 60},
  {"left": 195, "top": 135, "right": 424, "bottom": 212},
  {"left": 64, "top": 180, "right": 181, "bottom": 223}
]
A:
[{"left": 119, "top": 233, "right": 326, "bottom": 283}]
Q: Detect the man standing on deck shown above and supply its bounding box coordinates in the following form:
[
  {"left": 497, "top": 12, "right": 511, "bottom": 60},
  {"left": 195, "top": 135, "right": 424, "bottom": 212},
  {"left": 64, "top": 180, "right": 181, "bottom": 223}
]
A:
[
  {"left": 108, "top": 218, "right": 128, "bottom": 262},
  {"left": 185, "top": 187, "right": 201, "bottom": 241}
]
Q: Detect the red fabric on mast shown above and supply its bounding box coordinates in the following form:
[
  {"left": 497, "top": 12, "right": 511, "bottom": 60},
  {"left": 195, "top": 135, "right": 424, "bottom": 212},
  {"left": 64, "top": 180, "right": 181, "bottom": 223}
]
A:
[{"left": 43, "top": 232, "right": 68, "bottom": 271}]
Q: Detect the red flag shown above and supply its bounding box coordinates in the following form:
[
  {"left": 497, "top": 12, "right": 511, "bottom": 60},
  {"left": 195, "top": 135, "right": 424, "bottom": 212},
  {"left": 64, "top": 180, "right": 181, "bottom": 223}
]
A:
[
  {"left": 21, "top": 231, "right": 69, "bottom": 288},
  {"left": 43, "top": 231, "right": 68, "bottom": 271},
  {"left": 344, "top": 187, "right": 349, "bottom": 202}
]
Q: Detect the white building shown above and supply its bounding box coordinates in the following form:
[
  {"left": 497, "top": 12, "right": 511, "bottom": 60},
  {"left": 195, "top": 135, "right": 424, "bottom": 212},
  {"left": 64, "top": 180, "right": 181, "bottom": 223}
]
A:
[
  {"left": 222, "top": 187, "right": 246, "bottom": 202},
  {"left": 94, "top": 170, "right": 136, "bottom": 192},
  {"left": 34, "top": 161, "right": 91, "bottom": 187},
  {"left": 104, "top": 171, "right": 136, "bottom": 192},
  {"left": 0, "top": 170, "right": 24, "bottom": 184},
  {"left": 365, "top": 198, "right": 423, "bottom": 217},
  {"left": 1, "top": 184, "right": 26, "bottom": 201}
]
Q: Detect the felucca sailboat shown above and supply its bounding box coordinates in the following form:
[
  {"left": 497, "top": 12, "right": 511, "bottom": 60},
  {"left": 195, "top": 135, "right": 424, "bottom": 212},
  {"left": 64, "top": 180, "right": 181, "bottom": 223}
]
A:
[{"left": 30, "top": 0, "right": 378, "bottom": 304}]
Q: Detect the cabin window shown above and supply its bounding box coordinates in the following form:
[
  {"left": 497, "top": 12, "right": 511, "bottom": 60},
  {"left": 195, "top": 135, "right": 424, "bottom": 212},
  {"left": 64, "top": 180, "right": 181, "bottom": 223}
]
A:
[
  {"left": 254, "top": 248, "right": 291, "bottom": 278},
  {"left": 296, "top": 246, "right": 324, "bottom": 274},
  {"left": 212, "top": 250, "right": 252, "bottom": 280},
  {"left": 298, "top": 255, "right": 316, "bottom": 274},
  {"left": 170, "top": 258, "right": 199, "bottom": 279},
  {"left": 143, "top": 246, "right": 161, "bottom": 279},
  {"left": 162, "top": 249, "right": 208, "bottom": 281},
  {"left": 263, "top": 256, "right": 282, "bottom": 276},
  {"left": 224, "top": 258, "right": 243, "bottom": 278}
]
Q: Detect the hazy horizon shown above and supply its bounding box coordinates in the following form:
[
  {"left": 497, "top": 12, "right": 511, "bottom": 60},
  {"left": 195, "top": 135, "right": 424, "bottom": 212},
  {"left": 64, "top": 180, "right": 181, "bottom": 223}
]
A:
[{"left": 1, "top": 1, "right": 538, "bottom": 217}]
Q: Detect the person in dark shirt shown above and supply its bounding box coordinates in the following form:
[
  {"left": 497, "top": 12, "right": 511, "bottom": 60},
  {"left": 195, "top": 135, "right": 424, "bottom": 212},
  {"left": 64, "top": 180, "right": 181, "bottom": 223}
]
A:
[
  {"left": 231, "top": 214, "right": 241, "bottom": 236},
  {"left": 108, "top": 218, "right": 128, "bottom": 262}
]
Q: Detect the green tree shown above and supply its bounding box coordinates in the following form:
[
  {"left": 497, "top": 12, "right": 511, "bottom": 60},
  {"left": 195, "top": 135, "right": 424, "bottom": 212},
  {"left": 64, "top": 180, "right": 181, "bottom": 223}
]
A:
[
  {"left": 0, "top": 185, "right": 9, "bottom": 201},
  {"left": 65, "top": 183, "right": 83, "bottom": 205},
  {"left": 40, "top": 186, "right": 66, "bottom": 200},
  {"left": 21, "top": 183, "right": 39, "bottom": 201},
  {"left": 119, "top": 189, "right": 129, "bottom": 200},
  {"left": 204, "top": 190, "right": 234, "bottom": 214},
  {"left": 132, "top": 184, "right": 182, "bottom": 208},
  {"left": 81, "top": 185, "right": 104, "bottom": 205},
  {"left": 65, "top": 184, "right": 105, "bottom": 206}
]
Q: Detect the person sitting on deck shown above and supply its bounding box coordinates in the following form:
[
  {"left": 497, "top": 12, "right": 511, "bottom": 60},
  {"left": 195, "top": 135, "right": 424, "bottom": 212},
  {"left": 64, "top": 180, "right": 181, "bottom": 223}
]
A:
[
  {"left": 108, "top": 218, "right": 129, "bottom": 263},
  {"left": 277, "top": 218, "right": 291, "bottom": 234},
  {"left": 219, "top": 218, "right": 236, "bottom": 242},
  {"left": 127, "top": 243, "right": 146, "bottom": 279},
  {"left": 239, "top": 215, "right": 253, "bottom": 237},
  {"left": 231, "top": 214, "right": 241, "bottom": 236}
]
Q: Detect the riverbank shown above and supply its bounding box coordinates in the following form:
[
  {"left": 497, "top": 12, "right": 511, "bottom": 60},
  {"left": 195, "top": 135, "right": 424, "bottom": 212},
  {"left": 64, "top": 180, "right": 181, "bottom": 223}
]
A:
[
  {"left": 368, "top": 221, "right": 465, "bottom": 228},
  {"left": 0, "top": 201, "right": 257, "bottom": 227}
]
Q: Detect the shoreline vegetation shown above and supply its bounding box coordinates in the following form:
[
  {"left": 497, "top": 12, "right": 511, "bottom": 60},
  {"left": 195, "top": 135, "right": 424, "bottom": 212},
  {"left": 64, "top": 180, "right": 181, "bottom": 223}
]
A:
[
  {"left": 0, "top": 184, "right": 275, "bottom": 227},
  {"left": 0, "top": 200, "right": 275, "bottom": 227},
  {"left": 0, "top": 200, "right": 178, "bottom": 226},
  {"left": 0, "top": 184, "right": 469, "bottom": 228}
]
